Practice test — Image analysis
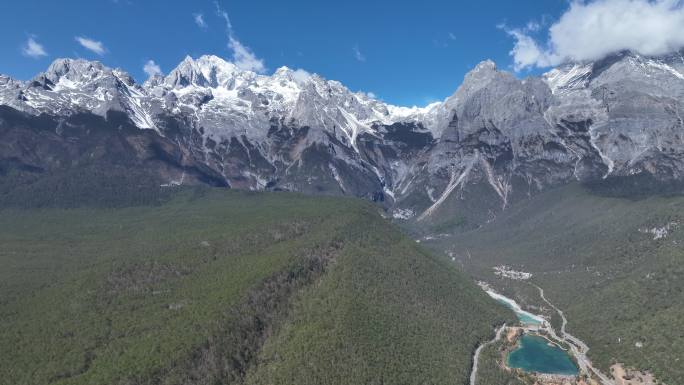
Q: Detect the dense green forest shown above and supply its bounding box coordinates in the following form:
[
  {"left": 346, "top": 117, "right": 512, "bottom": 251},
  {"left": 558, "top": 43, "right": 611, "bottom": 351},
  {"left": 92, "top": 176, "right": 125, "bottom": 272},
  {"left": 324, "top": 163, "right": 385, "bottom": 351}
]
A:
[
  {"left": 0, "top": 188, "right": 512, "bottom": 385},
  {"left": 475, "top": 339, "right": 530, "bottom": 385}
]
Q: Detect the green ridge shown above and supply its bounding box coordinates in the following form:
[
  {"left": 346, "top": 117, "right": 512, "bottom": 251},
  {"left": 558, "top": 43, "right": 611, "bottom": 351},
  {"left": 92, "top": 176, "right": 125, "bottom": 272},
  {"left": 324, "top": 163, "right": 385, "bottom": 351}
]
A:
[{"left": 0, "top": 188, "right": 511, "bottom": 385}]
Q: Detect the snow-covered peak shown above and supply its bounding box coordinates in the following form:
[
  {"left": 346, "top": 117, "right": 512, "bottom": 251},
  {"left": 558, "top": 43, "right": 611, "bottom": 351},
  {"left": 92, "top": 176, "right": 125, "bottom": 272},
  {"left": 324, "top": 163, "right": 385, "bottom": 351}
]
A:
[
  {"left": 163, "top": 55, "right": 245, "bottom": 89},
  {"left": 143, "top": 73, "right": 164, "bottom": 89},
  {"left": 0, "top": 58, "right": 158, "bottom": 130},
  {"left": 40, "top": 58, "right": 111, "bottom": 86},
  {"left": 472, "top": 59, "right": 497, "bottom": 73},
  {"left": 0, "top": 74, "right": 24, "bottom": 89},
  {"left": 544, "top": 51, "right": 684, "bottom": 97},
  {"left": 27, "top": 58, "right": 145, "bottom": 96}
]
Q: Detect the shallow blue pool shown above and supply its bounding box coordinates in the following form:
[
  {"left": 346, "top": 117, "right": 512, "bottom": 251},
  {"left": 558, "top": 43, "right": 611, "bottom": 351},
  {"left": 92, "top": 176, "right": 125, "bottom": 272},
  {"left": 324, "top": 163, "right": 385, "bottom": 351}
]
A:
[{"left": 507, "top": 334, "right": 578, "bottom": 375}]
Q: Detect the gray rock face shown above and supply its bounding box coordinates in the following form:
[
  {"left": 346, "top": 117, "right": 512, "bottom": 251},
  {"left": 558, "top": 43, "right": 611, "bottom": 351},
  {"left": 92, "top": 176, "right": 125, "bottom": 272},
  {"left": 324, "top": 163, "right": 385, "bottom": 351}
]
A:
[
  {"left": 580, "top": 53, "right": 684, "bottom": 179},
  {"left": 1, "top": 51, "right": 683, "bottom": 218},
  {"left": 400, "top": 51, "right": 684, "bottom": 223}
]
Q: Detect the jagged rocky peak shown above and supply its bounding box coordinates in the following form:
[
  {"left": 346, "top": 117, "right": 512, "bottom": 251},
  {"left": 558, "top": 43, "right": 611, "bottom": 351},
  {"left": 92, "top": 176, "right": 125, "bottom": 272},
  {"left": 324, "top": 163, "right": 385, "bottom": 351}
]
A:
[
  {"left": 463, "top": 60, "right": 500, "bottom": 86},
  {"left": 470, "top": 59, "right": 497, "bottom": 74},
  {"left": 143, "top": 73, "right": 164, "bottom": 89},
  {"left": 163, "top": 55, "right": 244, "bottom": 89},
  {"left": 435, "top": 58, "right": 557, "bottom": 153},
  {"left": 40, "top": 58, "right": 110, "bottom": 85},
  {"left": 440, "top": 59, "right": 501, "bottom": 105},
  {"left": 459, "top": 59, "right": 520, "bottom": 97},
  {"left": 112, "top": 68, "right": 136, "bottom": 86},
  {"left": 26, "top": 58, "right": 144, "bottom": 96},
  {"left": 0, "top": 74, "right": 11, "bottom": 82},
  {"left": 0, "top": 74, "right": 20, "bottom": 86},
  {"left": 271, "top": 66, "right": 312, "bottom": 84},
  {"left": 418, "top": 59, "right": 528, "bottom": 138},
  {"left": 3, "top": 57, "right": 156, "bottom": 129}
]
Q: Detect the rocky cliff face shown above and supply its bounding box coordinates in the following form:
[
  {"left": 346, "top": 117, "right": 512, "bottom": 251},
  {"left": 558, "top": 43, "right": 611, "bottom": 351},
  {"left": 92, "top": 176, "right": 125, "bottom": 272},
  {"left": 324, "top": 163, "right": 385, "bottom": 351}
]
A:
[
  {"left": 1, "top": 51, "right": 683, "bottom": 219},
  {"left": 393, "top": 52, "right": 684, "bottom": 224}
]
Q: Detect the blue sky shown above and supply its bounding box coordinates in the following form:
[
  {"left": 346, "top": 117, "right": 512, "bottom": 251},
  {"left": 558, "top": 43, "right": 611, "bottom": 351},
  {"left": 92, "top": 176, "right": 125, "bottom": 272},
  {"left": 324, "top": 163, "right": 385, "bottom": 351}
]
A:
[{"left": 0, "top": 0, "right": 569, "bottom": 106}]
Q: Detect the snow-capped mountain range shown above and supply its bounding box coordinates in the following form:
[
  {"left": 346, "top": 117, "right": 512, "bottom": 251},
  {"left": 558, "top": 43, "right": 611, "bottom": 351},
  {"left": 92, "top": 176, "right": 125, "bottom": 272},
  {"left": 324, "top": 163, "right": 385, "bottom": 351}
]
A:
[
  {"left": 2, "top": 50, "right": 684, "bottom": 221},
  {"left": 1, "top": 55, "right": 438, "bottom": 141}
]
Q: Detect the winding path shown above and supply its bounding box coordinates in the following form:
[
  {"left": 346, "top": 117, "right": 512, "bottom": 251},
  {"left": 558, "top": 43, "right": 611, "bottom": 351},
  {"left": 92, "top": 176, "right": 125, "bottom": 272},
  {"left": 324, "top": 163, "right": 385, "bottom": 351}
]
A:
[
  {"left": 469, "top": 323, "right": 507, "bottom": 385},
  {"left": 534, "top": 284, "right": 615, "bottom": 385}
]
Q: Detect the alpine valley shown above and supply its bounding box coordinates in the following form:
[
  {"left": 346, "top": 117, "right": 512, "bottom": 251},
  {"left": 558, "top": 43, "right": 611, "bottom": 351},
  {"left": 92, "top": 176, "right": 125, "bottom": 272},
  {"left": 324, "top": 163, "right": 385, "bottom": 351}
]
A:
[{"left": 1, "top": 50, "right": 683, "bottom": 385}]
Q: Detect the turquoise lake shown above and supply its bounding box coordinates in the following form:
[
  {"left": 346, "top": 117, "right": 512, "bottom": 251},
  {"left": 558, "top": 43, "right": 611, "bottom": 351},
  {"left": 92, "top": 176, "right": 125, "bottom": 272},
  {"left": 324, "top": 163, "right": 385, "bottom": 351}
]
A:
[{"left": 507, "top": 335, "right": 579, "bottom": 375}]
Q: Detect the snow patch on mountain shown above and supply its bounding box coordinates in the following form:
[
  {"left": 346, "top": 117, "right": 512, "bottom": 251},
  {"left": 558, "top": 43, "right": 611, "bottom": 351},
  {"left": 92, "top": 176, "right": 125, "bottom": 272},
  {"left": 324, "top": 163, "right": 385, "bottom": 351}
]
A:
[{"left": 544, "top": 63, "right": 593, "bottom": 94}]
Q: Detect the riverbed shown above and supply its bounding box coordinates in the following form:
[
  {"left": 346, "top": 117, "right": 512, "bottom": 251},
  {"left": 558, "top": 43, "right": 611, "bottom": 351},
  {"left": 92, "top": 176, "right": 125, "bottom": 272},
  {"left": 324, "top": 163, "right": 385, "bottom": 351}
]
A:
[{"left": 481, "top": 288, "right": 545, "bottom": 326}]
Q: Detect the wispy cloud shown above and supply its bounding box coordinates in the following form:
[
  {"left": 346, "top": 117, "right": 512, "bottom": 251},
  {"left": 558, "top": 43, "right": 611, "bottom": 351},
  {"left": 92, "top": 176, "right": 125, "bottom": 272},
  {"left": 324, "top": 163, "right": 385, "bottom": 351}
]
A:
[
  {"left": 194, "top": 13, "right": 207, "bottom": 29},
  {"left": 143, "top": 60, "right": 162, "bottom": 77},
  {"left": 229, "top": 38, "right": 266, "bottom": 73},
  {"left": 75, "top": 36, "right": 106, "bottom": 56},
  {"left": 290, "top": 68, "right": 312, "bottom": 84},
  {"left": 214, "top": 1, "right": 266, "bottom": 73},
  {"left": 448, "top": 32, "right": 457, "bottom": 41},
  {"left": 503, "top": 0, "right": 684, "bottom": 71},
  {"left": 353, "top": 45, "right": 366, "bottom": 62},
  {"left": 498, "top": 22, "right": 554, "bottom": 71},
  {"left": 22, "top": 36, "right": 47, "bottom": 58}
]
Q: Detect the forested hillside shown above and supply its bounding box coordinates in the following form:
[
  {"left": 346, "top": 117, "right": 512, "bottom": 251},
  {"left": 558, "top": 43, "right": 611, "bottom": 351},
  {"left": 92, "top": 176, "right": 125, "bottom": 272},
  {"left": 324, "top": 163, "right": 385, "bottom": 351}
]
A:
[{"left": 0, "top": 188, "right": 512, "bottom": 385}]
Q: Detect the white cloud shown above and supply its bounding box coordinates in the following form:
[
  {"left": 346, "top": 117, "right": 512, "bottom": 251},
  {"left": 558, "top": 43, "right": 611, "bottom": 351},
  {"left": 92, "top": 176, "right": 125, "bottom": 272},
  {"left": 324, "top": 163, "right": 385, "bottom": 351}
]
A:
[
  {"left": 22, "top": 36, "right": 47, "bottom": 58},
  {"left": 506, "top": 29, "right": 556, "bottom": 71},
  {"left": 525, "top": 21, "right": 541, "bottom": 33},
  {"left": 75, "top": 36, "right": 106, "bottom": 55},
  {"left": 143, "top": 60, "right": 162, "bottom": 78},
  {"left": 448, "top": 32, "right": 457, "bottom": 41},
  {"left": 214, "top": 1, "right": 266, "bottom": 73},
  {"left": 291, "top": 68, "right": 312, "bottom": 84},
  {"left": 506, "top": 0, "right": 684, "bottom": 70},
  {"left": 194, "top": 13, "right": 207, "bottom": 29},
  {"left": 228, "top": 37, "right": 266, "bottom": 73},
  {"left": 353, "top": 45, "right": 366, "bottom": 62}
]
